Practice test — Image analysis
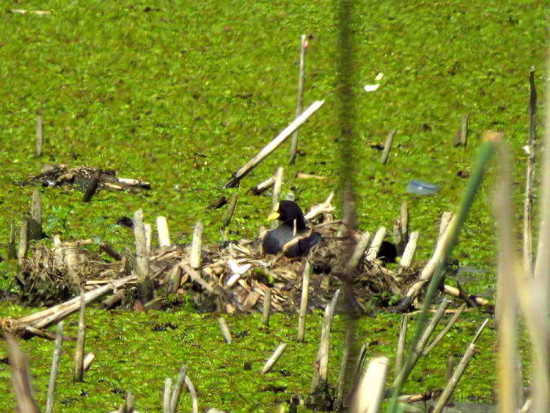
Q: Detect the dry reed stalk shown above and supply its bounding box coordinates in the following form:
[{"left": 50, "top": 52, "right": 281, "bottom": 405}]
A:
[
  {"left": 336, "top": 325, "right": 353, "bottom": 409},
  {"left": 250, "top": 176, "right": 275, "bottom": 195},
  {"left": 224, "top": 100, "right": 325, "bottom": 188},
  {"left": 218, "top": 318, "right": 232, "bottom": 344},
  {"left": 395, "top": 314, "right": 408, "bottom": 375},
  {"left": 441, "top": 284, "right": 491, "bottom": 307},
  {"left": 35, "top": 115, "right": 43, "bottom": 157},
  {"left": 432, "top": 318, "right": 489, "bottom": 413},
  {"left": 74, "top": 291, "right": 86, "bottom": 382},
  {"left": 494, "top": 144, "right": 520, "bottom": 412},
  {"left": 185, "top": 375, "right": 199, "bottom": 413},
  {"left": 350, "top": 356, "right": 389, "bottom": 413},
  {"left": 156, "top": 216, "right": 171, "bottom": 247},
  {"left": 365, "top": 227, "right": 386, "bottom": 262},
  {"left": 523, "top": 68, "right": 537, "bottom": 276},
  {"left": 305, "top": 192, "right": 334, "bottom": 220},
  {"left": 453, "top": 114, "right": 469, "bottom": 147},
  {"left": 530, "top": 56, "right": 550, "bottom": 411},
  {"left": 163, "top": 378, "right": 172, "bottom": 413},
  {"left": 13, "top": 9, "right": 51, "bottom": 15},
  {"left": 261, "top": 343, "right": 287, "bottom": 374},
  {"left": 45, "top": 321, "right": 64, "bottom": 413},
  {"left": 297, "top": 262, "right": 311, "bottom": 342},
  {"left": 439, "top": 212, "right": 453, "bottom": 237},
  {"left": 5, "top": 333, "right": 40, "bottom": 413},
  {"left": 64, "top": 246, "right": 81, "bottom": 289},
  {"left": 311, "top": 289, "right": 340, "bottom": 390},
  {"left": 380, "top": 129, "right": 396, "bottom": 164},
  {"left": 180, "top": 263, "right": 214, "bottom": 293},
  {"left": 190, "top": 221, "right": 203, "bottom": 269},
  {"left": 144, "top": 223, "right": 152, "bottom": 254},
  {"left": 133, "top": 210, "right": 149, "bottom": 280},
  {"left": 349, "top": 231, "right": 371, "bottom": 269},
  {"left": 289, "top": 34, "right": 308, "bottom": 165},
  {"left": 262, "top": 288, "right": 271, "bottom": 326},
  {"left": 169, "top": 366, "right": 188, "bottom": 413},
  {"left": 400, "top": 231, "right": 419, "bottom": 268},
  {"left": 423, "top": 303, "right": 467, "bottom": 356}
]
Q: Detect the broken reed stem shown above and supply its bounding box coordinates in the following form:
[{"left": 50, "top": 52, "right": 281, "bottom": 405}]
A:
[
  {"left": 169, "top": 366, "right": 188, "bottom": 413},
  {"left": 163, "top": 378, "right": 173, "bottom": 413},
  {"left": 6, "top": 333, "right": 40, "bottom": 413},
  {"left": 400, "top": 201, "right": 409, "bottom": 246},
  {"left": 190, "top": 221, "right": 203, "bottom": 269},
  {"left": 74, "top": 291, "right": 86, "bottom": 382},
  {"left": 82, "top": 169, "right": 102, "bottom": 202},
  {"left": 17, "top": 217, "right": 29, "bottom": 268},
  {"left": 185, "top": 375, "right": 199, "bottom": 413},
  {"left": 8, "top": 220, "right": 17, "bottom": 259},
  {"left": 45, "top": 321, "right": 64, "bottom": 413},
  {"left": 494, "top": 143, "right": 519, "bottom": 412},
  {"left": 311, "top": 289, "right": 340, "bottom": 390},
  {"left": 261, "top": 343, "right": 287, "bottom": 374},
  {"left": 222, "top": 193, "right": 239, "bottom": 229},
  {"left": 64, "top": 246, "right": 81, "bottom": 289},
  {"left": 380, "top": 129, "right": 396, "bottom": 164},
  {"left": 29, "top": 189, "right": 43, "bottom": 240},
  {"left": 453, "top": 114, "right": 469, "bottom": 146},
  {"left": 133, "top": 210, "right": 149, "bottom": 281},
  {"left": 168, "top": 265, "right": 182, "bottom": 294},
  {"left": 442, "top": 284, "right": 491, "bottom": 307},
  {"left": 395, "top": 314, "right": 409, "bottom": 375},
  {"left": 124, "top": 393, "right": 135, "bottom": 412},
  {"left": 400, "top": 231, "right": 419, "bottom": 268},
  {"left": 262, "top": 288, "right": 271, "bottom": 327},
  {"left": 156, "top": 216, "right": 171, "bottom": 247},
  {"left": 523, "top": 68, "right": 537, "bottom": 276},
  {"left": 289, "top": 34, "right": 307, "bottom": 165},
  {"left": 218, "top": 317, "right": 232, "bottom": 344},
  {"left": 366, "top": 227, "right": 386, "bottom": 261},
  {"left": 349, "top": 231, "right": 371, "bottom": 269},
  {"left": 432, "top": 319, "right": 489, "bottom": 413},
  {"left": 35, "top": 115, "right": 43, "bottom": 157},
  {"left": 297, "top": 262, "right": 311, "bottom": 342},
  {"left": 83, "top": 353, "right": 95, "bottom": 371},
  {"left": 423, "top": 303, "right": 467, "bottom": 356},
  {"left": 350, "top": 357, "right": 389, "bottom": 413},
  {"left": 144, "top": 223, "right": 152, "bottom": 254},
  {"left": 224, "top": 100, "right": 325, "bottom": 188},
  {"left": 250, "top": 176, "right": 275, "bottom": 195}
]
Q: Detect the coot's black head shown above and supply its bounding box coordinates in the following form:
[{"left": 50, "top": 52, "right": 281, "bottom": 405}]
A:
[{"left": 268, "top": 200, "right": 307, "bottom": 229}]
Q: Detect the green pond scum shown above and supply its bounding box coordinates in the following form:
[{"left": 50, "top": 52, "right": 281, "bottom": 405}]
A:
[{"left": 0, "top": 0, "right": 547, "bottom": 411}]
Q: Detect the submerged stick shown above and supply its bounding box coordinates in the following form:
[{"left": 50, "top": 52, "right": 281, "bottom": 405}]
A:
[
  {"left": 289, "top": 34, "right": 308, "bottom": 165},
  {"left": 45, "top": 321, "right": 64, "bottom": 413},
  {"left": 297, "top": 262, "right": 311, "bottom": 342},
  {"left": 432, "top": 319, "right": 489, "bottom": 413},
  {"left": 224, "top": 100, "right": 325, "bottom": 188},
  {"left": 380, "top": 129, "right": 396, "bottom": 164},
  {"left": 261, "top": 343, "right": 287, "bottom": 374},
  {"left": 190, "top": 221, "right": 203, "bottom": 269},
  {"left": 156, "top": 216, "right": 171, "bottom": 247},
  {"left": 74, "top": 291, "right": 86, "bottom": 382}
]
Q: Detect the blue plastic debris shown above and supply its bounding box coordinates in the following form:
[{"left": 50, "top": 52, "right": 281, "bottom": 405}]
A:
[{"left": 407, "top": 180, "right": 439, "bottom": 195}]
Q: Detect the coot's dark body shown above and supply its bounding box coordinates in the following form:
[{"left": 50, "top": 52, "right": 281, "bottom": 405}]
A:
[{"left": 262, "top": 201, "right": 321, "bottom": 258}]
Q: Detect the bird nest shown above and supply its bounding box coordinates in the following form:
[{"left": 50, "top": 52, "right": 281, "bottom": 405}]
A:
[{"left": 16, "top": 229, "right": 419, "bottom": 313}]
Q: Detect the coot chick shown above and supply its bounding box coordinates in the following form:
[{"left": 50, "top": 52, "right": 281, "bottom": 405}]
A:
[{"left": 262, "top": 201, "right": 321, "bottom": 258}]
